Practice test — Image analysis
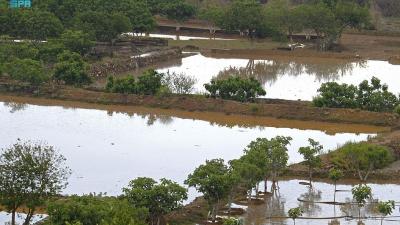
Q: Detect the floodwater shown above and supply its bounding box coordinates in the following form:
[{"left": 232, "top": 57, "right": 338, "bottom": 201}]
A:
[
  {"left": 241, "top": 179, "right": 400, "bottom": 225},
  {"left": 0, "top": 96, "right": 398, "bottom": 225},
  {"left": 0, "top": 96, "right": 383, "bottom": 197},
  {"left": 156, "top": 53, "right": 400, "bottom": 100}
]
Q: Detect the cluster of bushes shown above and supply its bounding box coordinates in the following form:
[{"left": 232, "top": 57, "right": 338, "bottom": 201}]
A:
[
  {"left": 46, "top": 195, "right": 148, "bottom": 225},
  {"left": 0, "top": 42, "right": 91, "bottom": 86},
  {"left": 106, "top": 70, "right": 198, "bottom": 96},
  {"left": 313, "top": 77, "right": 400, "bottom": 112},
  {"left": 204, "top": 76, "right": 266, "bottom": 102},
  {"left": 0, "top": 0, "right": 196, "bottom": 43},
  {"left": 106, "top": 70, "right": 163, "bottom": 95}
]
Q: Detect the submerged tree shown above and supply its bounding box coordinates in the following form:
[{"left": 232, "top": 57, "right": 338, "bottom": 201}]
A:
[
  {"left": 377, "top": 200, "right": 395, "bottom": 225},
  {"left": 328, "top": 168, "right": 343, "bottom": 202},
  {"left": 0, "top": 141, "right": 71, "bottom": 225},
  {"left": 352, "top": 184, "right": 372, "bottom": 222},
  {"left": 288, "top": 207, "right": 303, "bottom": 225},
  {"left": 298, "top": 139, "right": 323, "bottom": 186}
]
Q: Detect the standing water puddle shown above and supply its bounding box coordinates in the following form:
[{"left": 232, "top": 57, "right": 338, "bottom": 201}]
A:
[{"left": 157, "top": 53, "right": 400, "bottom": 100}]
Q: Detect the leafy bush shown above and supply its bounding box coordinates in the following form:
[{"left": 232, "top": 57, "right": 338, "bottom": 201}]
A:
[
  {"left": 61, "top": 30, "right": 94, "bottom": 56},
  {"left": 4, "top": 58, "right": 48, "bottom": 85},
  {"left": 223, "top": 217, "right": 243, "bottom": 225},
  {"left": 313, "top": 82, "right": 358, "bottom": 108},
  {"left": 332, "top": 142, "right": 394, "bottom": 181},
  {"left": 204, "top": 76, "right": 266, "bottom": 102},
  {"left": 106, "top": 70, "right": 164, "bottom": 95},
  {"left": 0, "top": 43, "right": 39, "bottom": 63},
  {"left": 53, "top": 51, "right": 91, "bottom": 85},
  {"left": 47, "top": 195, "right": 148, "bottom": 225},
  {"left": 37, "top": 41, "right": 66, "bottom": 63},
  {"left": 162, "top": 72, "right": 197, "bottom": 94},
  {"left": 313, "top": 77, "right": 399, "bottom": 112}
]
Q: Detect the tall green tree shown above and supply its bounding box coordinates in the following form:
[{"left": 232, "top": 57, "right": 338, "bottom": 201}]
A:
[
  {"left": 0, "top": 141, "right": 70, "bottom": 225},
  {"left": 162, "top": 0, "right": 196, "bottom": 31},
  {"left": 185, "top": 159, "right": 232, "bottom": 222},
  {"left": 298, "top": 138, "right": 323, "bottom": 186},
  {"left": 222, "top": 0, "right": 264, "bottom": 37},
  {"left": 125, "top": 0, "right": 156, "bottom": 35},
  {"left": 352, "top": 184, "right": 372, "bottom": 222},
  {"left": 328, "top": 168, "right": 343, "bottom": 202},
  {"left": 123, "top": 177, "right": 187, "bottom": 225}
]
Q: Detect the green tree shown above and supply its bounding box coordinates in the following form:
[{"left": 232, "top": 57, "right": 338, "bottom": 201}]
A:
[
  {"left": 53, "top": 50, "right": 91, "bottom": 85},
  {"left": 126, "top": 0, "right": 156, "bottom": 34},
  {"left": 61, "top": 30, "right": 94, "bottom": 56},
  {"left": 313, "top": 82, "right": 358, "bottom": 108},
  {"left": 4, "top": 58, "right": 48, "bottom": 85},
  {"left": 298, "top": 138, "right": 323, "bottom": 186},
  {"left": 332, "top": 142, "right": 393, "bottom": 181},
  {"left": 47, "top": 194, "right": 148, "bottom": 225},
  {"left": 352, "top": 184, "right": 372, "bottom": 222},
  {"left": 328, "top": 168, "right": 343, "bottom": 202},
  {"left": 185, "top": 159, "right": 232, "bottom": 222},
  {"left": 0, "top": 141, "right": 70, "bottom": 225},
  {"left": 264, "top": 0, "right": 305, "bottom": 41},
  {"left": 377, "top": 200, "right": 395, "bottom": 225},
  {"left": 28, "top": 10, "right": 64, "bottom": 40},
  {"left": 162, "top": 0, "right": 196, "bottom": 31},
  {"left": 288, "top": 207, "right": 303, "bottom": 225},
  {"left": 265, "top": 136, "right": 292, "bottom": 190},
  {"left": 123, "top": 177, "right": 187, "bottom": 225},
  {"left": 198, "top": 5, "right": 224, "bottom": 36},
  {"left": 222, "top": 0, "right": 264, "bottom": 37},
  {"left": 73, "top": 11, "right": 131, "bottom": 43}
]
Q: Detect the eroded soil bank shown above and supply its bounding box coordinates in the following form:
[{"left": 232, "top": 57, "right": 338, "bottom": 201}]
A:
[{"left": 0, "top": 80, "right": 398, "bottom": 127}]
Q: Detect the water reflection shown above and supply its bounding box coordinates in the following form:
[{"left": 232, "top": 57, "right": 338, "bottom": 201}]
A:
[
  {"left": 157, "top": 54, "right": 400, "bottom": 100},
  {"left": 216, "top": 59, "right": 367, "bottom": 86}
]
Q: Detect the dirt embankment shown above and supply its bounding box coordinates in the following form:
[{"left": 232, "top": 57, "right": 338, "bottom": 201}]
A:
[{"left": 0, "top": 80, "right": 398, "bottom": 127}]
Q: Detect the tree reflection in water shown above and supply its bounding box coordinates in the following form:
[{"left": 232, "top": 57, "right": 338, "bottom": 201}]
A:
[
  {"left": 3, "top": 102, "right": 27, "bottom": 113},
  {"left": 299, "top": 187, "right": 322, "bottom": 217},
  {"left": 216, "top": 59, "right": 367, "bottom": 86},
  {"left": 106, "top": 111, "right": 174, "bottom": 126}
]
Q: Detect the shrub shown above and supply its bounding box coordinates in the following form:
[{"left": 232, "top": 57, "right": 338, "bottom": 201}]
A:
[
  {"left": 4, "top": 58, "right": 48, "bottom": 85},
  {"left": 53, "top": 51, "right": 91, "bottom": 86},
  {"left": 37, "top": 41, "right": 66, "bottom": 63},
  {"left": 204, "top": 76, "right": 266, "bottom": 102},
  {"left": 106, "top": 70, "right": 165, "bottom": 95},
  {"left": 313, "top": 77, "right": 399, "bottom": 112},
  {"left": 162, "top": 72, "right": 197, "bottom": 94},
  {"left": 332, "top": 142, "right": 394, "bottom": 181},
  {"left": 312, "top": 82, "right": 358, "bottom": 108},
  {"left": 47, "top": 195, "right": 148, "bottom": 225},
  {"left": 136, "top": 69, "right": 163, "bottom": 95},
  {"left": 0, "top": 42, "right": 39, "bottom": 63}
]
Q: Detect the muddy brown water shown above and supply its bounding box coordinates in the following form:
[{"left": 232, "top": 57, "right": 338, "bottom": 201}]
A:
[
  {"left": 155, "top": 53, "right": 400, "bottom": 101},
  {"left": 0, "top": 96, "right": 399, "bottom": 225}
]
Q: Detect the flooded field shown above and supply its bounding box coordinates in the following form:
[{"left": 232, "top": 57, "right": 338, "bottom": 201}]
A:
[
  {"left": 241, "top": 179, "right": 400, "bottom": 225},
  {"left": 156, "top": 53, "right": 400, "bottom": 100},
  {"left": 0, "top": 96, "right": 398, "bottom": 225}
]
